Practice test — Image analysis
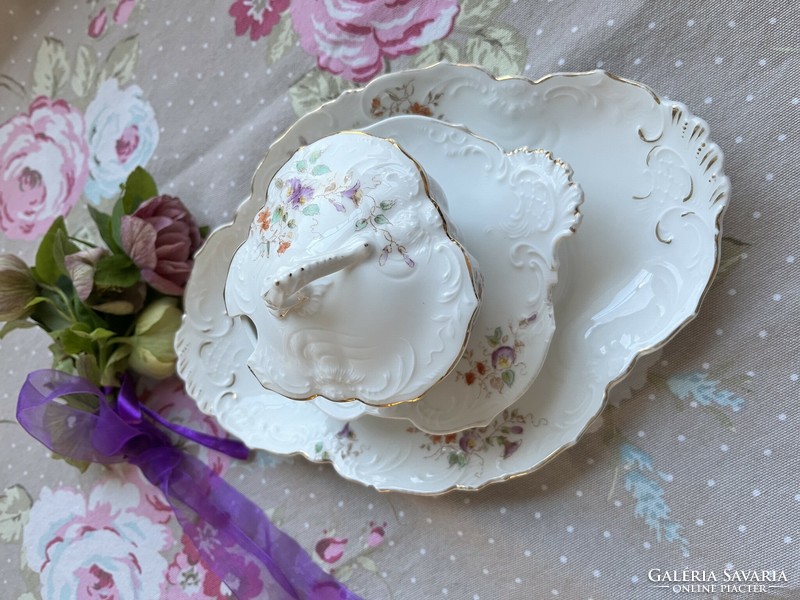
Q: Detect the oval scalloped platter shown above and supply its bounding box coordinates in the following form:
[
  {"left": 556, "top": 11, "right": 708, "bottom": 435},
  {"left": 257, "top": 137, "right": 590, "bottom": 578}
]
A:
[{"left": 176, "top": 65, "right": 729, "bottom": 495}]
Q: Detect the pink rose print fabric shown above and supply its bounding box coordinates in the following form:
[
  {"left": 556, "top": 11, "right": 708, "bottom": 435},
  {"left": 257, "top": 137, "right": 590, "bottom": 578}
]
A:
[
  {"left": 289, "top": 0, "right": 460, "bottom": 81},
  {"left": 229, "top": 0, "right": 290, "bottom": 41},
  {"left": 23, "top": 473, "right": 173, "bottom": 600},
  {"left": 0, "top": 97, "right": 88, "bottom": 240}
]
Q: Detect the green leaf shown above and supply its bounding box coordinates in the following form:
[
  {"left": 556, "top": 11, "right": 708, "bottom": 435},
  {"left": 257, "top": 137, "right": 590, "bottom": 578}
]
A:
[
  {"left": 111, "top": 197, "right": 125, "bottom": 249},
  {"left": 408, "top": 40, "right": 461, "bottom": 69},
  {"left": 52, "top": 229, "right": 79, "bottom": 278},
  {"left": 121, "top": 166, "right": 158, "bottom": 214},
  {"left": 464, "top": 26, "right": 528, "bottom": 76},
  {"left": 93, "top": 254, "right": 140, "bottom": 288},
  {"left": 314, "top": 442, "right": 324, "bottom": 454},
  {"left": 198, "top": 225, "right": 210, "bottom": 238},
  {"left": 101, "top": 344, "right": 131, "bottom": 387},
  {"left": 379, "top": 200, "right": 395, "bottom": 211},
  {"left": 502, "top": 369, "right": 515, "bottom": 387},
  {"left": 295, "top": 160, "right": 307, "bottom": 172},
  {"left": 101, "top": 35, "right": 139, "bottom": 86},
  {"left": 457, "top": 0, "right": 511, "bottom": 31},
  {"left": 31, "top": 37, "right": 70, "bottom": 97},
  {"left": 75, "top": 353, "right": 101, "bottom": 384},
  {"left": 70, "top": 44, "right": 96, "bottom": 98},
  {"left": 289, "top": 69, "right": 355, "bottom": 116},
  {"left": 302, "top": 204, "right": 320, "bottom": 216},
  {"left": 0, "top": 320, "right": 35, "bottom": 340},
  {"left": 311, "top": 164, "right": 331, "bottom": 176},
  {"left": 56, "top": 328, "right": 95, "bottom": 355},
  {"left": 354, "top": 219, "right": 368, "bottom": 231},
  {"left": 265, "top": 15, "right": 298, "bottom": 64},
  {"left": 34, "top": 217, "right": 68, "bottom": 284},
  {"left": 308, "top": 149, "right": 322, "bottom": 164},
  {"left": 87, "top": 205, "right": 122, "bottom": 254},
  {"left": 0, "top": 485, "right": 32, "bottom": 543},
  {"left": 374, "top": 214, "right": 389, "bottom": 225},
  {"left": 448, "top": 452, "right": 459, "bottom": 466}
]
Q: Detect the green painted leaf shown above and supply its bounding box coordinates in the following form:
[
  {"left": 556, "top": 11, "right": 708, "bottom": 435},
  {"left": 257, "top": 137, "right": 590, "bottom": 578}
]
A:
[
  {"left": 93, "top": 254, "right": 140, "bottom": 288},
  {"left": 302, "top": 204, "right": 320, "bottom": 216},
  {"left": 379, "top": 200, "right": 395, "bottom": 211},
  {"left": 289, "top": 69, "right": 355, "bottom": 116},
  {"left": 295, "top": 160, "right": 307, "bottom": 172},
  {"left": 34, "top": 217, "right": 68, "bottom": 284},
  {"left": 464, "top": 26, "right": 527, "bottom": 76},
  {"left": 308, "top": 150, "right": 322, "bottom": 164},
  {"left": 0, "top": 74, "right": 27, "bottom": 101},
  {"left": 70, "top": 44, "right": 96, "bottom": 98},
  {"left": 31, "top": 37, "right": 70, "bottom": 97},
  {"left": 355, "top": 219, "right": 368, "bottom": 231},
  {"left": 265, "top": 15, "right": 298, "bottom": 64},
  {"left": 311, "top": 164, "right": 331, "bottom": 176},
  {"left": 0, "top": 485, "right": 32, "bottom": 543},
  {"left": 101, "top": 35, "right": 139, "bottom": 86},
  {"left": 336, "top": 565, "right": 354, "bottom": 583},
  {"left": 356, "top": 556, "right": 377, "bottom": 572},
  {"left": 715, "top": 237, "right": 751, "bottom": 286},
  {"left": 448, "top": 452, "right": 459, "bottom": 466},
  {"left": 408, "top": 40, "right": 461, "bottom": 68},
  {"left": 374, "top": 214, "right": 389, "bottom": 225},
  {"left": 121, "top": 166, "right": 158, "bottom": 214},
  {"left": 502, "top": 369, "right": 515, "bottom": 386},
  {"left": 457, "top": 0, "right": 510, "bottom": 31}
]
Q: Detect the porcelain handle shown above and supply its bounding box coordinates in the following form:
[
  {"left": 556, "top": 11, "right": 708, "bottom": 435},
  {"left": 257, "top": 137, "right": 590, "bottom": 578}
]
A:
[{"left": 263, "top": 239, "right": 373, "bottom": 317}]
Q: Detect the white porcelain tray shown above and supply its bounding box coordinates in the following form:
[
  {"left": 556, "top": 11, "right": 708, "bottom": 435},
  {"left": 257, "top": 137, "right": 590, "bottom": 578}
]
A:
[{"left": 176, "top": 65, "right": 729, "bottom": 494}]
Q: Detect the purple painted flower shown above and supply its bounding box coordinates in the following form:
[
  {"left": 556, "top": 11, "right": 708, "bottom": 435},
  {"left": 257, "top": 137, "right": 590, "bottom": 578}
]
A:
[
  {"left": 286, "top": 177, "right": 314, "bottom": 209},
  {"left": 491, "top": 346, "right": 516, "bottom": 370},
  {"left": 508, "top": 425, "right": 523, "bottom": 435},
  {"left": 502, "top": 440, "right": 521, "bottom": 459},
  {"left": 459, "top": 430, "right": 482, "bottom": 454},
  {"left": 342, "top": 181, "right": 362, "bottom": 206}
]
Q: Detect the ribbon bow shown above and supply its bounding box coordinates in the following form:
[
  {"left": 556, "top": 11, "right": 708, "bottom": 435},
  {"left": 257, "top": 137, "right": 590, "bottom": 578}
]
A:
[{"left": 17, "top": 370, "right": 363, "bottom": 600}]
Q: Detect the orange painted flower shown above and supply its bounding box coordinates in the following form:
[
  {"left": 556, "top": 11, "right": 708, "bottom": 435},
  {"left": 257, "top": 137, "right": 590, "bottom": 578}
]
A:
[
  {"left": 257, "top": 211, "right": 270, "bottom": 231},
  {"left": 277, "top": 240, "right": 291, "bottom": 254},
  {"left": 409, "top": 102, "right": 433, "bottom": 117}
]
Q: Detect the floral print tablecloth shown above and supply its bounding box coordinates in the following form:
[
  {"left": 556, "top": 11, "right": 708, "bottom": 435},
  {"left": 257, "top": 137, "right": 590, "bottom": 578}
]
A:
[{"left": 1, "top": 1, "right": 798, "bottom": 598}]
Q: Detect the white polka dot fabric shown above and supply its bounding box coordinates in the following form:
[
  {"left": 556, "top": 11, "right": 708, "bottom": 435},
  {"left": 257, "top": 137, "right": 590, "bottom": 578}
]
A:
[{"left": 0, "top": 1, "right": 798, "bottom": 598}]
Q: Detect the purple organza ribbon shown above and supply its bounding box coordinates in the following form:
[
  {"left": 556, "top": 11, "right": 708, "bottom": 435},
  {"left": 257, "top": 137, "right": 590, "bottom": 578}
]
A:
[{"left": 17, "top": 369, "right": 364, "bottom": 600}]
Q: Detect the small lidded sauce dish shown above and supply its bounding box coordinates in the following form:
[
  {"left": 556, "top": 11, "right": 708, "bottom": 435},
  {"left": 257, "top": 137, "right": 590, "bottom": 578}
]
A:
[{"left": 224, "top": 131, "right": 481, "bottom": 407}]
